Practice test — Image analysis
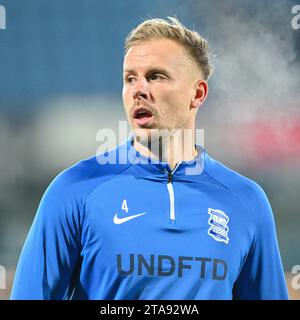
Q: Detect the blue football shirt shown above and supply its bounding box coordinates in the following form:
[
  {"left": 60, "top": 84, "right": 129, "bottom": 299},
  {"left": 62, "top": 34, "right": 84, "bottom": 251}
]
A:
[{"left": 11, "top": 138, "right": 288, "bottom": 299}]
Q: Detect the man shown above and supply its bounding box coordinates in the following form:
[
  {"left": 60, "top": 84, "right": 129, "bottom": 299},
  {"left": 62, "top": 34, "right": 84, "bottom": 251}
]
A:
[{"left": 11, "top": 17, "right": 288, "bottom": 299}]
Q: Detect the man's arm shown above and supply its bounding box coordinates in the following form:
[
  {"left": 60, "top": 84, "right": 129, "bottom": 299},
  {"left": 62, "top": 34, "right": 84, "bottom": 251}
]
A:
[
  {"left": 232, "top": 186, "right": 289, "bottom": 300},
  {"left": 10, "top": 173, "right": 82, "bottom": 300}
]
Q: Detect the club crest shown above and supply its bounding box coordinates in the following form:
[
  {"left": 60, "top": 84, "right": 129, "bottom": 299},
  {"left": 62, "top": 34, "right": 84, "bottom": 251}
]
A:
[{"left": 207, "top": 208, "right": 229, "bottom": 244}]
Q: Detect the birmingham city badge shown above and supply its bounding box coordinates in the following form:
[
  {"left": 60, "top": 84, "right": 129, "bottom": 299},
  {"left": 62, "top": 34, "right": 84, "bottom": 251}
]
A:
[{"left": 207, "top": 208, "right": 230, "bottom": 244}]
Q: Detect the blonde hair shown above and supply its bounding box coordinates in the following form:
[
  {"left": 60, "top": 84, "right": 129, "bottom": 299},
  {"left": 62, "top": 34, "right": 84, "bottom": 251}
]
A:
[{"left": 124, "top": 16, "right": 214, "bottom": 80}]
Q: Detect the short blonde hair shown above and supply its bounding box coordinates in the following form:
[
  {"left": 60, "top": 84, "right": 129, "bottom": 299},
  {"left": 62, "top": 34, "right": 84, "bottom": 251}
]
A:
[{"left": 124, "top": 16, "right": 214, "bottom": 80}]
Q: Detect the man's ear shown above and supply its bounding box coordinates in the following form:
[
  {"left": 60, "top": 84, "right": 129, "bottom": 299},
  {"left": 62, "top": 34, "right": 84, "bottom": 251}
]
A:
[{"left": 191, "top": 80, "right": 208, "bottom": 109}]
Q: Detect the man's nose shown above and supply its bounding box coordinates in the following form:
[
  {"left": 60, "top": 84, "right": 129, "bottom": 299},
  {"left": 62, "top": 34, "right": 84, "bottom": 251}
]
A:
[{"left": 133, "top": 78, "right": 149, "bottom": 100}]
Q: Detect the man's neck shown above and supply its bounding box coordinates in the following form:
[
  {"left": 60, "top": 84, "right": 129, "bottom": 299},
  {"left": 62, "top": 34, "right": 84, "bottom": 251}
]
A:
[{"left": 133, "top": 131, "right": 198, "bottom": 170}]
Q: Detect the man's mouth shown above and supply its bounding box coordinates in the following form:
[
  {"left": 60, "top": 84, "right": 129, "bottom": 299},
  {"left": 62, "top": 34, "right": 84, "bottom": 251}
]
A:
[
  {"left": 133, "top": 107, "right": 154, "bottom": 126},
  {"left": 133, "top": 107, "right": 153, "bottom": 119}
]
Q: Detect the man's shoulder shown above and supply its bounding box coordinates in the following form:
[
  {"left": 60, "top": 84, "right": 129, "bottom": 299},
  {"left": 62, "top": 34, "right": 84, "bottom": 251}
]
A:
[
  {"left": 204, "top": 152, "right": 269, "bottom": 209},
  {"left": 45, "top": 143, "right": 132, "bottom": 200}
]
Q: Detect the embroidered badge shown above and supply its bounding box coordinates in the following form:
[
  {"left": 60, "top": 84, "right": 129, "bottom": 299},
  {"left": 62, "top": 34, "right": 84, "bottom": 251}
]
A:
[{"left": 207, "top": 208, "right": 229, "bottom": 244}]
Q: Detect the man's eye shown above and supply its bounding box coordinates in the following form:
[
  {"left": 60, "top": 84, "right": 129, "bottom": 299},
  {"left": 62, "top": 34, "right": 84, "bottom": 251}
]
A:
[
  {"left": 126, "top": 76, "right": 136, "bottom": 83},
  {"left": 149, "top": 74, "right": 165, "bottom": 81}
]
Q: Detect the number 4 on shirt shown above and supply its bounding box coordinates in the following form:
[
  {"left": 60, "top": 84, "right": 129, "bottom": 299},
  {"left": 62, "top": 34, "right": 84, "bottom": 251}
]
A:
[{"left": 122, "top": 199, "right": 129, "bottom": 213}]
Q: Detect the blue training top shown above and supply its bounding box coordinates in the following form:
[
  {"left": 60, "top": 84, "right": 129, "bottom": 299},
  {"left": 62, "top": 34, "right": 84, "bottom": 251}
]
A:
[{"left": 11, "top": 138, "right": 288, "bottom": 299}]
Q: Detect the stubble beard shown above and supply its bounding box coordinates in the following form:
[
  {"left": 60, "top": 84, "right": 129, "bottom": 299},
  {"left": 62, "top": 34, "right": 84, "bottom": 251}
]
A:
[{"left": 131, "top": 113, "right": 190, "bottom": 161}]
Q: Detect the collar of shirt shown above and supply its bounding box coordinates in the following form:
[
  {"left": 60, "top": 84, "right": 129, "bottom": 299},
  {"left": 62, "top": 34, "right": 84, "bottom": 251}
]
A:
[{"left": 120, "top": 136, "right": 206, "bottom": 177}]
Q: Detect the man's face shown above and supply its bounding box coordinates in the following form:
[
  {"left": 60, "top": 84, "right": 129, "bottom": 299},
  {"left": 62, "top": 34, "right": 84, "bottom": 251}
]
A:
[{"left": 122, "top": 39, "right": 206, "bottom": 134}]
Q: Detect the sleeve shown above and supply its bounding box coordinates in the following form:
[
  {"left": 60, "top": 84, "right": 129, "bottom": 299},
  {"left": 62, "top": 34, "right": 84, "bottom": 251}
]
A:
[
  {"left": 10, "top": 173, "right": 82, "bottom": 300},
  {"left": 232, "top": 185, "right": 289, "bottom": 300}
]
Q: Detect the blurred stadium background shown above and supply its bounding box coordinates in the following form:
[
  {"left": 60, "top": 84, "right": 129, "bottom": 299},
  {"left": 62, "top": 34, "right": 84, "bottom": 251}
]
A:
[{"left": 0, "top": 0, "right": 299, "bottom": 299}]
